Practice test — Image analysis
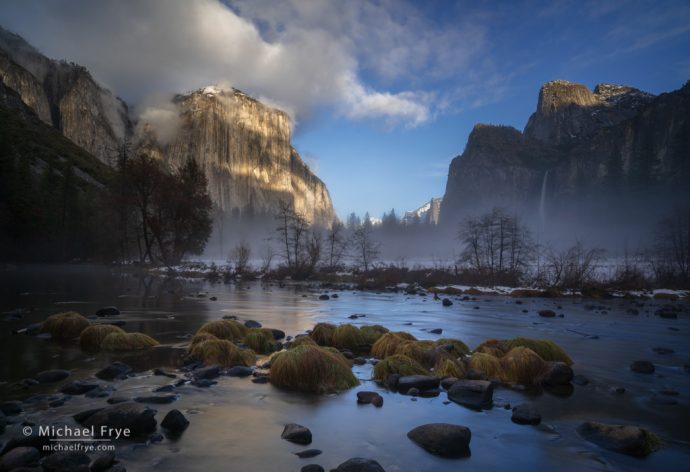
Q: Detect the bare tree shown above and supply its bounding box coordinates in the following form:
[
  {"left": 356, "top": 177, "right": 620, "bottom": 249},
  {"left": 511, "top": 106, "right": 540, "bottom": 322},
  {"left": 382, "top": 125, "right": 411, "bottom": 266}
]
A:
[
  {"left": 543, "top": 242, "right": 605, "bottom": 288},
  {"left": 260, "top": 240, "right": 276, "bottom": 273},
  {"left": 647, "top": 206, "right": 690, "bottom": 286},
  {"left": 352, "top": 224, "right": 380, "bottom": 271},
  {"left": 325, "top": 219, "right": 348, "bottom": 271},
  {"left": 305, "top": 230, "right": 323, "bottom": 272},
  {"left": 230, "top": 240, "right": 251, "bottom": 275}
]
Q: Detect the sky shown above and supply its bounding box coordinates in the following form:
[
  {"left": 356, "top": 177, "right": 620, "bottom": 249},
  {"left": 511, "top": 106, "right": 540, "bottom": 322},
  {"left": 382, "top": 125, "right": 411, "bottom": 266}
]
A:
[{"left": 1, "top": 0, "right": 689, "bottom": 219}]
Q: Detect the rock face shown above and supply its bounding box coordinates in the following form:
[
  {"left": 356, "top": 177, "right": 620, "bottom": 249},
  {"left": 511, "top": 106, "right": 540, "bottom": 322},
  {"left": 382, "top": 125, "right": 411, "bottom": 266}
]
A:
[
  {"left": 136, "top": 86, "right": 335, "bottom": 225},
  {"left": 440, "top": 79, "right": 690, "bottom": 237},
  {"left": 0, "top": 26, "right": 129, "bottom": 164}
]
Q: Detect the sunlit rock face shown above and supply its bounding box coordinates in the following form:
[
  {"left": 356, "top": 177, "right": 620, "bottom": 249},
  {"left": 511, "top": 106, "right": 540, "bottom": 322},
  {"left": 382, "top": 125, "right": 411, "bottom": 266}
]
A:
[
  {"left": 137, "top": 87, "right": 335, "bottom": 225},
  {"left": 0, "top": 26, "right": 129, "bottom": 164},
  {"left": 440, "top": 80, "right": 690, "bottom": 237}
]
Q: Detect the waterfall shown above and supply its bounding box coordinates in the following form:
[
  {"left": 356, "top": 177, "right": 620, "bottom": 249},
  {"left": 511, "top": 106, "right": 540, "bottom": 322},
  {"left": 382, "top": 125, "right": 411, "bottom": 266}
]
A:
[{"left": 539, "top": 170, "right": 550, "bottom": 227}]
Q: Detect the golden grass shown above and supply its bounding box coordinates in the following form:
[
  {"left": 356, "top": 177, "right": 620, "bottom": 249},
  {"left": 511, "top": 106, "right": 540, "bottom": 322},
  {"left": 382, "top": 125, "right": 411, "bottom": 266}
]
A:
[
  {"left": 359, "top": 325, "right": 389, "bottom": 344},
  {"left": 395, "top": 340, "right": 447, "bottom": 369},
  {"left": 244, "top": 328, "right": 276, "bottom": 354},
  {"left": 371, "top": 332, "right": 416, "bottom": 358},
  {"left": 500, "top": 347, "right": 547, "bottom": 385},
  {"left": 433, "top": 357, "right": 466, "bottom": 378},
  {"left": 503, "top": 337, "right": 573, "bottom": 365},
  {"left": 434, "top": 338, "right": 470, "bottom": 357},
  {"left": 101, "top": 332, "right": 159, "bottom": 351},
  {"left": 269, "top": 345, "right": 358, "bottom": 394},
  {"left": 289, "top": 335, "right": 318, "bottom": 349},
  {"left": 189, "top": 338, "right": 255, "bottom": 367},
  {"left": 79, "top": 324, "right": 125, "bottom": 352},
  {"left": 197, "top": 320, "right": 247, "bottom": 341},
  {"left": 473, "top": 339, "right": 507, "bottom": 357},
  {"left": 372, "top": 354, "right": 429, "bottom": 380},
  {"left": 41, "top": 311, "right": 90, "bottom": 342},
  {"left": 392, "top": 331, "right": 417, "bottom": 341},
  {"left": 468, "top": 352, "right": 504, "bottom": 379},
  {"left": 190, "top": 332, "right": 219, "bottom": 347},
  {"left": 310, "top": 322, "right": 337, "bottom": 346},
  {"left": 332, "top": 324, "right": 366, "bottom": 351}
]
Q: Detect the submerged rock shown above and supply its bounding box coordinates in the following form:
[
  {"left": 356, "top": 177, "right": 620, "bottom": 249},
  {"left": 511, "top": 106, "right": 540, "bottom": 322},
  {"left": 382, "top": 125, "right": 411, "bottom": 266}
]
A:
[
  {"left": 407, "top": 423, "right": 471, "bottom": 458},
  {"left": 95, "top": 362, "right": 131, "bottom": 381},
  {"left": 34, "top": 369, "right": 70, "bottom": 384},
  {"left": 576, "top": 421, "right": 660, "bottom": 457},
  {"left": 301, "top": 465, "right": 324, "bottom": 472},
  {"left": 630, "top": 361, "right": 655, "bottom": 374},
  {"left": 541, "top": 362, "right": 574, "bottom": 386},
  {"left": 538, "top": 310, "right": 556, "bottom": 318},
  {"left": 447, "top": 380, "right": 493, "bottom": 410},
  {"left": 79, "top": 402, "right": 157, "bottom": 438},
  {"left": 0, "top": 446, "right": 40, "bottom": 470},
  {"left": 281, "top": 423, "right": 312, "bottom": 445},
  {"left": 294, "top": 449, "right": 322, "bottom": 458},
  {"left": 60, "top": 380, "right": 99, "bottom": 395},
  {"left": 397, "top": 375, "right": 440, "bottom": 393},
  {"left": 331, "top": 458, "right": 385, "bottom": 472},
  {"left": 96, "top": 306, "right": 120, "bottom": 317},
  {"left": 511, "top": 404, "right": 542, "bottom": 425},
  {"left": 357, "top": 391, "right": 383, "bottom": 407},
  {"left": 161, "top": 409, "right": 189, "bottom": 436},
  {"left": 442, "top": 298, "right": 453, "bottom": 307}
]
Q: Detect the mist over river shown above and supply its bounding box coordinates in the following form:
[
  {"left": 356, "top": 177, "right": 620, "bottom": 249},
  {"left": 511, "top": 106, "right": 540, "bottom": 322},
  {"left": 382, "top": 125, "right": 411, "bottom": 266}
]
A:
[{"left": 1, "top": 265, "right": 689, "bottom": 471}]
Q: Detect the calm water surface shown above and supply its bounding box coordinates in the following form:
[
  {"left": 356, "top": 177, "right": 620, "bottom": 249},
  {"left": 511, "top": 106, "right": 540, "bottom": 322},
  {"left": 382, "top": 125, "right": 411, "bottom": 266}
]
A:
[{"left": 0, "top": 265, "right": 689, "bottom": 471}]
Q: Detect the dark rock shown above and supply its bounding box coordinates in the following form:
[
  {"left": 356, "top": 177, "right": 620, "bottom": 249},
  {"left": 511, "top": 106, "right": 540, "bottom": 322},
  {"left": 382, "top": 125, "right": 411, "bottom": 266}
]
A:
[
  {"left": 106, "top": 320, "right": 126, "bottom": 327},
  {"left": 652, "top": 347, "right": 674, "bottom": 355},
  {"left": 251, "top": 376, "right": 269, "bottom": 384},
  {"left": 541, "top": 362, "right": 574, "bottom": 386},
  {"left": 419, "top": 388, "right": 441, "bottom": 398},
  {"left": 630, "top": 360, "right": 655, "bottom": 374},
  {"left": 72, "top": 408, "right": 103, "bottom": 423},
  {"left": 153, "top": 368, "right": 176, "bottom": 378},
  {"left": 96, "top": 362, "right": 131, "bottom": 381},
  {"left": 34, "top": 369, "right": 70, "bottom": 384},
  {"left": 85, "top": 385, "right": 115, "bottom": 398},
  {"left": 385, "top": 374, "right": 400, "bottom": 390},
  {"left": 301, "top": 465, "right": 325, "bottom": 472},
  {"left": 318, "top": 295, "right": 330, "bottom": 300},
  {"left": 655, "top": 309, "right": 677, "bottom": 319},
  {"left": 270, "top": 329, "right": 286, "bottom": 340},
  {"left": 191, "top": 378, "right": 217, "bottom": 388},
  {"left": 96, "top": 306, "right": 120, "bottom": 317},
  {"left": 371, "top": 395, "right": 384, "bottom": 408},
  {"left": 465, "top": 369, "right": 486, "bottom": 380},
  {"left": 244, "top": 320, "right": 262, "bottom": 328},
  {"left": 572, "top": 375, "right": 589, "bottom": 386},
  {"left": 331, "top": 294, "right": 339, "bottom": 298},
  {"left": 577, "top": 421, "right": 660, "bottom": 457},
  {"left": 340, "top": 350, "right": 354, "bottom": 359},
  {"left": 440, "top": 377, "right": 459, "bottom": 390},
  {"left": 149, "top": 432, "right": 164, "bottom": 443},
  {"left": 134, "top": 395, "right": 177, "bottom": 404},
  {"left": 153, "top": 384, "right": 174, "bottom": 393},
  {"left": 105, "top": 464, "right": 127, "bottom": 472},
  {"left": 613, "top": 387, "right": 626, "bottom": 394},
  {"left": 331, "top": 458, "right": 385, "bottom": 472},
  {"left": 0, "top": 401, "right": 22, "bottom": 416},
  {"left": 447, "top": 380, "right": 493, "bottom": 410},
  {"left": 397, "top": 375, "right": 440, "bottom": 393},
  {"left": 0, "top": 446, "right": 40, "bottom": 470},
  {"left": 357, "top": 391, "right": 382, "bottom": 405},
  {"left": 294, "top": 449, "right": 322, "bottom": 458},
  {"left": 107, "top": 396, "right": 130, "bottom": 404},
  {"left": 42, "top": 451, "right": 90, "bottom": 472},
  {"left": 0, "top": 411, "right": 5, "bottom": 434},
  {"left": 281, "top": 423, "right": 312, "bottom": 445},
  {"left": 353, "top": 357, "right": 366, "bottom": 365},
  {"left": 511, "top": 404, "right": 542, "bottom": 425},
  {"left": 407, "top": 423, "right": 471, "bottom": 458},
  {"left": 60, "top": 380, "right": 99, "bottom": 395},
  {"left": 161, "top": 409, "right": 189, "bottom": 436},
  {"left": 407, "top": 387, "right": 420, "bottom": 397},
  {"left": 209, "top": 296, "right": 217, "bottom": 301},
  {"left": 227, "top": 366, "right": 253, "bottom": 377},
  {"left": 89, "top": 451, "right": 115, "bottom": 472},
  {"left": 80, "top": 402, "right": 157, "bottom": 438},
  {"left": 429, "top": 328, "right": 443, "bottom": 334},
  {"left": 442, "top": 298, "right": 453, "bottom": 307},
  {"left": 538, "top": 310, "right": 556, "bottom": 318},
  {"left": 193, "top": 365, "right": 221, "bottom": 380}
]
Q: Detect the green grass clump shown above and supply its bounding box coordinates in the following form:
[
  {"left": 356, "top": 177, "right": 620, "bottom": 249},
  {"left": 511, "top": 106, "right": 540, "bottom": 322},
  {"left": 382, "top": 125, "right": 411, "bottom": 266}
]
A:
[
  {"left": 79, "top": 324, "right": 125, "bottom": 352},
  {"left": 189, "top": 338, "right": 255, "bottom": 367},
  {"left": 468, "top": 352, "right": 504, "bottom": 379},
  {"left": 190, "top": 332, "right": 219, "bottom": 347},
  {"left": 269, "top": 345, "right": 358, "bottom": 394},
  {"left": 359, "top": 325, "right": 389, "bottom": 344},
  {"left": 289, "top": 335, "right": 318, "bottom": 349},
  {"left": 371, "top": 332, "right": 417, "bottom": 358},
  {"left": 332, "top": 324, "right": 366, "bottom": 351},
  {"left": 434, "top": 338, "right": 470, "bottom": 357},
  {"left": 395, "top": 340, "right": 446, "bottom": 369},
  {"left": 41, "top": 311, "right": 91, "bottom": 342},
  {"left": 473, "top": 339, "right": 507, "bottom": 357},
  {"left": 100, "top": 332, "right": 159, "bottom": 351},
  {"left": 503, "top": 337, "right": 573, "bottom": 365},
  {"left": 244, "top": 328, "right": 276, "bottom": 354},
  {"left": 500, "top": 347, "right": 547, "bottom": 385},
  {"left": 433, "top": 358, "right": 466, "bottom": 378},
  {"left": 309, "top": 322, "right": 337, "bottom": 346},
  {"left": 372, "top": 354, "right": 429, "bottom": 380},
  {"left": 197, "top": 320, "right": 247, "bottom": 341}
]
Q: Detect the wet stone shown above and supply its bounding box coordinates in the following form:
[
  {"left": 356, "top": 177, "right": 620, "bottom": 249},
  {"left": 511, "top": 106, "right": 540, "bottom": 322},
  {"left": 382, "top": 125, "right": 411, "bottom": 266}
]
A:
[
  {"left": 281, "top": 423, "right": 312, "bottom": 445},
  {"left": 630, "top": 361, "right": 655, "bottom": 374}
]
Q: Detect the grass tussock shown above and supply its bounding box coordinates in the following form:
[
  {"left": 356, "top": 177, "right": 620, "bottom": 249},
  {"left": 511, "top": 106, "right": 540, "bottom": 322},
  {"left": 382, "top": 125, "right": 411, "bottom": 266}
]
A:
[
  {"left": 433, "top": 357, "right": 466, "bottom": 378},
  {"left": 197, "top": 320, "right": 247, "bottom": 341},
  {"left": 372, "top": 354, "right": 429, "bottom": 380},
  {"left": 244, "top": 328, "right": 276, "bottom": 354},
  {"left": 331, "top": 324, "right": 366, "bottom": 351},
  {"left": 359, "top": 325, "right": 389, "bottom": 344},
  {"left": 394, "top": 340, "right": 446, "bottom": 369},
  {"left": 309, "top": 322, "right": 337, "bottom": 346},
  {"left": 371, "top": 332, "right": 416, "bottom": 358},
  {"left": 289, "top": 335, "right": 318, "bottom": 349},
  {"left": 434, "top": 338, "right": 470, "bottom": 357},
  {"left": 41, "top": 311, "right": 91, "bottom": 342},
  {"left": 503, "top": 337, "right": 572, "bottom": 365},
  {"left": 269, "top": 345, "right": 358, "bottom": 394},
  {"left": 473, "top": 339, "right": 507, "bottom": 357},
  {"left": 500, "top": 347, "right": 547, "bottom": 385},
  {"left": 392, "top": 331, "right": 417, "bottom": 341},
  {"left": 79, "top": 324, "right": 125, "bottom": 352},
  {"left": 101, "top": 332, "right": 159, "bottom": 351},
  {"left": 190, "top": 332, "right": 219, "bottom": 347},
  {"left": 468, "top": 352, "right": 504, "bottom": 379},
  {"left": 189, "top": 338, "right": 255, "bottom": 367}
]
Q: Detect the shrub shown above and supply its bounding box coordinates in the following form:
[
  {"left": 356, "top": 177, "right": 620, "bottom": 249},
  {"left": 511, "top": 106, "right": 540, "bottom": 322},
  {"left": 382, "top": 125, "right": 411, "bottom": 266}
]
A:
[
  {"left": 309, "top": 322, "right": 337, "bottom": 346},
  {"left": 79, "top": 324, "right": 125, "bottom": 352},
  {"left": 189, "top": 338, "right": 255, "bottom": 367},
  {"left": 41, "top": 311, "right": 90, "bottom": 342},
  {"left": 500, "top": 347, "right": 547, "bottom": 385},
  {"left": 372, "top": 354, "right": 429, "bottom": 380},
  {"left": 503, "top": 337, "right": 572, "bottom": 365},
  {"left": 270, "top": 345, "right": 358, "bottom": 394},
  {"left": 101, "top": 332, "right": 159, "bottom": 351},
  {"left": 197, "top": 319, "right": 247, "bottom": 341}
]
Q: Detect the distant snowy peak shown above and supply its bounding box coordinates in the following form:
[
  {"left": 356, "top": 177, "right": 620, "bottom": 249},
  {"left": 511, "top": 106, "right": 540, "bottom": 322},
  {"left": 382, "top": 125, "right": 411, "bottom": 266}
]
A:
[{"left": 403, "top": 197, "right": 442, "bottom": 225}]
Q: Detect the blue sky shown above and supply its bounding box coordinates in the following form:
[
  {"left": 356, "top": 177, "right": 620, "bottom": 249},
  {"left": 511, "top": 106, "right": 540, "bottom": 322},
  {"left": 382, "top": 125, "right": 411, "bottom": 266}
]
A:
[{"left": 1, "top": 0, "right": 689, "bottom": 219}]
